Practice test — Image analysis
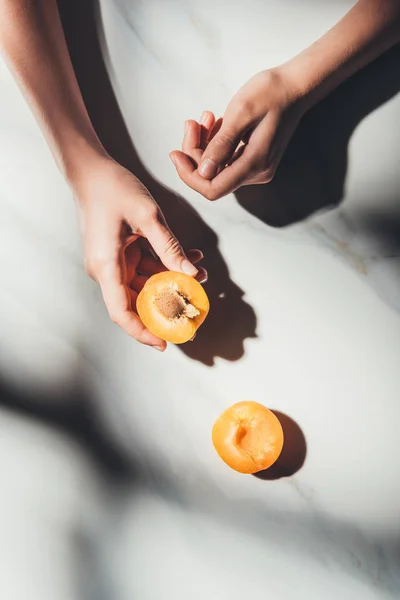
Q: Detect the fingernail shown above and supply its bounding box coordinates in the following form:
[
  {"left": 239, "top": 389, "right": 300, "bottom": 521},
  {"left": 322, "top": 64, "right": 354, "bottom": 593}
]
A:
[
  {"left": 153, "top": 345, "right": 165, "bottom": 352},
  {"left": 200, "top": 111, "right": 208, "bottom": 125},
  {"left": 184, "top": 120, "right": 189, "bottom": 135},
  {"left": 169, "top": 152, "right": 176, "bottom": 166},
  {"left": 181, "top": 258, "right": 198, "bottom": 276},
  {"left": 199, "top": 158, "right": 217, "bottom": 179},
  {"left": 196, "top": 268, "right": 208, "bottom": 283}
]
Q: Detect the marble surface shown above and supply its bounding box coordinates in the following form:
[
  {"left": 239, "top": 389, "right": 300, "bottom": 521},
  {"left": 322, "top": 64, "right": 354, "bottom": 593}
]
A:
[{"left": 1, "top": 0, "right": 400, "bottom": 598}]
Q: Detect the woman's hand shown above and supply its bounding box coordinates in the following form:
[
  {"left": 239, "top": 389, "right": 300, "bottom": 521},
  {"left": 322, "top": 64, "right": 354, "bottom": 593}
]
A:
[
  {"left": 170, "top": 68, "right": 305, "bottom": 200},
  {"left": 74, "top": 157, "right": 207, "bottom": 350},
  {"left": 171, "top": 1, "right": 400, "bottom": 202},
  {"left": 0, "top": 1, "right": 207, "bottom": 351}
]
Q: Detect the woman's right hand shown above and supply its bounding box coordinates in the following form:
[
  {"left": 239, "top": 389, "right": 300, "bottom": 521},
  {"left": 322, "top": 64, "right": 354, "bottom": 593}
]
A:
[
  {"left": 0, "top": 0, "right": 206, "bottom": 352},
  {"left": 73, "top": 157, "right": 207, "bottom": 351}
]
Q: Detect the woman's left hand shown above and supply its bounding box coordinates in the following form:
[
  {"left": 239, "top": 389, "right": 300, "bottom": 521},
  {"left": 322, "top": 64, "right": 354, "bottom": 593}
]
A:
[{"left": 170, "top": 67, "right": 305, "bottom": 200}]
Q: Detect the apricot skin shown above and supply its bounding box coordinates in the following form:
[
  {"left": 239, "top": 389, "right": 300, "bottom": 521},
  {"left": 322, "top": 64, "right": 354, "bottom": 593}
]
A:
[
  {"left": 136, "top": 271, "right": 209, "bottom": 344},
  {"left": 212, "top": 401, "right": 284, "bottom": 474}
]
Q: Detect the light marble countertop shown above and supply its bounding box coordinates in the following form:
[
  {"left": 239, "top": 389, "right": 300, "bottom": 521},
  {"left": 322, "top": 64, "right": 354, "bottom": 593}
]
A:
[{"left": 0, "top": 1, "right": 400, "bottom": 598}]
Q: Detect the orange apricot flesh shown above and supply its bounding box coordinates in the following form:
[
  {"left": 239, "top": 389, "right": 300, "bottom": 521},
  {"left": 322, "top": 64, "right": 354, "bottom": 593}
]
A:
[
  {"left": 136, "top": 271, "right": 209, "bottom": 344},
  {"left": 212, "top": 401, "right": 284, "bottom": 474}
]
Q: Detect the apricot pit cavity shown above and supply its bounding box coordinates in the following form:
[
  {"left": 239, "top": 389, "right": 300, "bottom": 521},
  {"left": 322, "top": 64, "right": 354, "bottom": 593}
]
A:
[{"left": 155, "top": 287, "right": 199, "bottom": 320}]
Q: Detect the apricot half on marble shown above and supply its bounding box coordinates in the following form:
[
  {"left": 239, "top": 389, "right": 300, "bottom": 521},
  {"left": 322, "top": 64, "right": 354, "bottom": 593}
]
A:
[
  {"left": 212, "top": 401, "right": 284, "bottom": 474},
  {"left": 136, "top": 271, "right": 209, "bottom": 344}
]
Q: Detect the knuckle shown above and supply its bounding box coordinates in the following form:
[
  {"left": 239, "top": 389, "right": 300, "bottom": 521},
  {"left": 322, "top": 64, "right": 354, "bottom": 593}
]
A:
[
  {"left": 234, "top": 98, "right": 255, "bottom": 122},
  {"left": 84, "top": 254, "right": 109, "bottom": 279},
  {"left": 243, "top": 159, "right": 261, "bottom": 181},
  {"left": 109, "top": 307, "right": 127, "bottom": 326},
  {"left": 177, "top": 169, "right": 190, "bottom": 185},
  {"left": 259, "top": 167, "right": 276, "bottom": 183},
  {"left": 258, "top": 69, "right": 277, "bottom": 89},
  {"left": 109, "top": 311, "right": 120, "bottom": 325},
  {"left": 212, "top": 132, "right": 235, "bottom": 153},
  {"left": 135, "top": 333, "right": 150, "bottom": 346},
  {"left": 84, "top": 256, "right": 94, "bottom": 278},
  {"left": 164, "top": 235, "right": 183, "bottom": 257},
  {"left": 205, "top": 188, "right": 219, "bottom": 201},
  {"left": 137, "top": 203, "right": 160, "bottom": 225},
  {"left": 247, "top": 153, "right": 275, "bottom": 182}
]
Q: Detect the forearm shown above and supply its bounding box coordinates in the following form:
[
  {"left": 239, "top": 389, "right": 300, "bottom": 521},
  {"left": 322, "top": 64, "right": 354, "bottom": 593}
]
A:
[
  {"left": 283, "top": 0, "right": 400, "bottom": 110},
  {"left": 0, "top": 0, "right": 107, "bottom": 182}
]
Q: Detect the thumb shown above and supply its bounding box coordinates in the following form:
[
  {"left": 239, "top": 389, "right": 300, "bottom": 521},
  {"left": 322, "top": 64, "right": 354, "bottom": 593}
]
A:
[
  {"left": 198, "top": 122, "right": 243, "bottom": 180},
  {"left": 142, "top": 215, "right": 198, "bottom": 276}
]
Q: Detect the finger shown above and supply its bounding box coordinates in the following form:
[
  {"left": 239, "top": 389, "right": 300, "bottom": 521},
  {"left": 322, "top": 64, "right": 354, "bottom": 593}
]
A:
[
  {"left": 137, "top": 248, "right": 203, "bottom": 275},
  {"left": 170, "top": 147, "right": 253, "bottom": 200},
  {"left": 195, "top": 266, "right": 208, "bottom": 283},
  {"left": 182, "top": 120, "right": 203, "bottom": 165},
  {"left": 174, "top": 116, "right": 222, "bottom": 172},
  {"left": 207, "top": 115, "right": 278, "bottom": 193},
  {"left": 97, "top": 257, "right": 166, "bottom": 350},
  {"left": 204, "top": 119, "right": 224, "bottom": 177},
  {"left": 129, "top": 287, "right": 138, "bottom": 307},
  {"left": 187, "top": 248, "right": 204, "bottom": 263},
  {"left": 141, "top": 212, "right": 198, "bottom": 275},
  {"left": 182, "top": 120, "right": 201, "bottom": 154},
  {"left": 124, "top": 241, "right": 142, "bottom": 282},
  {"left": 226, "top": 143, "right": 246, "bottom": 166},
  {"left": 242, "top": 127, "right": 254, "bottom": 145},
  {"left": 130, "top": 273, "right": 148, "bottom": 293},
  {"left": 199, "top": 110, "right": 215, "bottom": 129},
  {"left": 138, "top": 238, "right": 159, "bottom": 261},
  {"left": 197, "top": 114, "right": 247, "bottom": 179},
  {"left": 131, "top": 265, "right": 208, "bottom": 293},
  {"left": 139, "top": 263, "right": 208, "bottom": 282},
  {"left": 206, "top": 117, "right": 222, "bottom": 144},
  {"left": 199, "top": 111, "right": 216, "bottom": 149},
  {"left": 170, "top": 150, "right": 199, "bottom": 184},
  {"left": 173, "top": 114, "right": 278, "bottom": 199}
]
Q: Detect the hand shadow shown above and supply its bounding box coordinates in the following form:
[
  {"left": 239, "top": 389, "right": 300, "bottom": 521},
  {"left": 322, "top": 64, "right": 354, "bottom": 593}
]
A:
[
  {"left": 235, "top": 44, "right": 400, "bottom": 228},
  {"left": 0, "top": 375, "right": 136, "bottom": 485},
  {"left": 57, "top": 0, "right": 257, "bottom": 366}
]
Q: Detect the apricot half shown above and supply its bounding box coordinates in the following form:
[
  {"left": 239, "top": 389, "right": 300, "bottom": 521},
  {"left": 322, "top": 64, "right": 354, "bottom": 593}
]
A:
[
  {"left": 136, "top": 271, "right": 209, "bottom": 344},
  {"left": 212, "top": 401, "right": 284, "bottom": 474}
]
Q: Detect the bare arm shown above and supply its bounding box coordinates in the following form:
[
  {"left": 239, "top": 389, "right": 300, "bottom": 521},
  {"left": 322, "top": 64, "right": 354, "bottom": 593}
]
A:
[
  {"left": 0, "top": 0, "right": 202, "bottom": 349},
  {"left": 171, "top": 0, "right": 400, "bottom": 199},
  {"left": 0, "top": 0, "right": 106, "bottom": 180},
  {"left": 286, "top": 0, "right": 400, "bottom": 110}
]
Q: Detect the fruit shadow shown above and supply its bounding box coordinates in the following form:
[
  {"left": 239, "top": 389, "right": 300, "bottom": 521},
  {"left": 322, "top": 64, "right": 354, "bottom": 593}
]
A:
[
  {"left": 57, "top": 0, "right": 257, "bottom": 366},
  {"left": 235, "top": 43, "right": 400, "bottom": 227},
  {"left": 253, "top": 410, "right": 307, "bottom": 481}
]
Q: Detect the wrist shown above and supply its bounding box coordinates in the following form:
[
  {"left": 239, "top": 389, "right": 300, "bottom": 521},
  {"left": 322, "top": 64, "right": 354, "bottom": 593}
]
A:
[
  {"left": 61, "top": 136, "right": 111, "bottom": 189},
  {"left": 271, "top": 63, "right": 311, "bottom": 116},
  {"left": 279, "top": 54, "right": 337, "bottom": 114}
]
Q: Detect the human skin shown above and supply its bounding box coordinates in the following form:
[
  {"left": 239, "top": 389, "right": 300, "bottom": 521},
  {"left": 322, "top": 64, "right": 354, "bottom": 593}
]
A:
[
  {"left": 170, "top": 0, "right": 400, "bottom": 201},
  {"left": 2, "top": 1, "right": 399, "bottom": 347},
  {"left": 0, "top": 0, "right": 207, "bottom": 351}
]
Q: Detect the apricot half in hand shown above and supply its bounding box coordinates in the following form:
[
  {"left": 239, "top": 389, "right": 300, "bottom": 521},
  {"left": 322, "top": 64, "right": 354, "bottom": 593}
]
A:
[
  {"left": 212, "top": 401, "right": 284, "bottom": 474},
  {"left": 136, "top": 271, "right": 209, "bottom": 344}
]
